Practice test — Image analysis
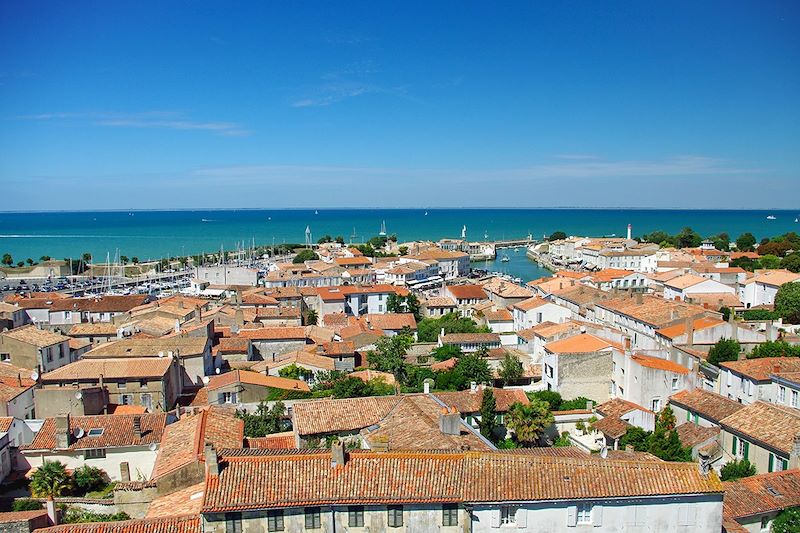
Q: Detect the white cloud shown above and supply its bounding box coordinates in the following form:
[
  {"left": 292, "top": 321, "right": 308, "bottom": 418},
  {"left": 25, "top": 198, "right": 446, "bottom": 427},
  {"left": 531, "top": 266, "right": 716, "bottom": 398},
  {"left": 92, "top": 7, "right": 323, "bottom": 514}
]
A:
[{"left": 15, "top": 111, "right": 249, "bottom": 136}]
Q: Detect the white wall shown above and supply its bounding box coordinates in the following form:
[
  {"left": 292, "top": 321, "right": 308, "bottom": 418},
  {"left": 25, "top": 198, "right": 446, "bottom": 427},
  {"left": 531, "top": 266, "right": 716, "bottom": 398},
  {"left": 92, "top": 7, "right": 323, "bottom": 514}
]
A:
[{"left": 24, "top": 446, "right": 158, "bottom": 481}]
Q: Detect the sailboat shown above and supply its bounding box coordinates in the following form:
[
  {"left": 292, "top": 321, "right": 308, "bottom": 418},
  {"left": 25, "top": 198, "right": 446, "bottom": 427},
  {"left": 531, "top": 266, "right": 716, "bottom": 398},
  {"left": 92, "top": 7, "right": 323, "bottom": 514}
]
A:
[
  {"left": 379, "top": 220, "right": 387, "bottom": 236},
  {"left": 424, "top": 211, "right": 428, "bottom": 216},
  {"left": 767, "top": 215, "right": 777, "bottom": 220},
  {"left": 795, "top": 217, "right": 798, "bottom": 223},
  {"left": 315, "top": 210, "right": 319, "bottom": 215}
]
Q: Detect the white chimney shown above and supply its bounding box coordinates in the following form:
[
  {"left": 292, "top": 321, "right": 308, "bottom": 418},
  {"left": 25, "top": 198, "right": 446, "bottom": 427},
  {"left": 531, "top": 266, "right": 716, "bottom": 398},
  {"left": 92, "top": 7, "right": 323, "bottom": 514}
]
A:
[{"left": 423, "top": 382, "right": 430, "bottom": 394}]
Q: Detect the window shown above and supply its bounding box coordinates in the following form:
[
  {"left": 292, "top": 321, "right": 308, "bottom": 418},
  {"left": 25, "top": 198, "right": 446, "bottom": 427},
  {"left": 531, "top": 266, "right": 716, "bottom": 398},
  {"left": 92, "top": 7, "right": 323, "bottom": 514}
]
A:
[
  {"left": 387, "top": 506, "right": 403, "bottom": 528},
  {"left": 442, "top": 504, "right": 458, "bottom": 526},
  {"left": 141, "top": 393, "right": 152, "bottom": 411},
  {"left": 84, "top": 449, "right": 106, "bottom": 459},
  {"left": 45, "top": 349, "right": 53, "bottom": 363},
  {"left": 348, "top": 506, "right": 364, "bottom": 527},
  {"left": 304, "top": 507, "right": 321, "bottom": 529},
  {"left": 769, "top": 453, "right": 789, "bottom": 473},
  {"left": 779, "top": 386, "right": 787, "bottom": 403},
  {"left": 577, "top": 503, "right": 593, "bottom": 524},
  {"left": 0, "top": 353, "right": 9, "bottom": 362},
  {"left": 120, "top": 394, "right": 132, "bottom": 405},
  {"left": 651, "top": 399, "right": 662, "bottom": 411},
  {"left": 267, "top": 510, "right": 284, "bottom": 532},
  {"left": 140, "top": 379, "right": 148, "bottom": 388},
  {"left": 118, "top": 381, "right": 127, "bottom": 389},
  {"left": 792, "top": 390, "right": 798, "bottom": 408},
  {"left": 500, "top": 505, "right": 517, "bottom": 525},
  {"left": 761, "top": 516, "right": 770, "bottom": 531},
  {"left": 225, "top": 513, "right": 242, "bottom": 533},
  {"left": 87, "top": 428, "right": 104, "bottom": 437},
  {"left": 733, "top": 436, "right": 750, "bottom": 460},
  {"left": 221, "top": 392, "right": 237, "bottom": 404},
  {"left": 671, "top": 378, "right": 679, "bottom": 391}
]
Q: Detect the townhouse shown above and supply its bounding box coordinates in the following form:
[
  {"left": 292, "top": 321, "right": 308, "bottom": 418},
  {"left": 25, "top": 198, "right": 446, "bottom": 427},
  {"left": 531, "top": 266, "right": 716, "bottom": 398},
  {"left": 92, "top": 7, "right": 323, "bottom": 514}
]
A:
[
  {"left": 47, "top": 295, "right": 149, "bottom": 326},
  {"left": 0, "top": 362, "right": 36, "bottom": 419},
  {"left": 200, "top": 447, "right": 723, "bottom": 533},
  {"left": 663, "top": 273, "right": 736, "bottom": 303},
  {"left": 542, "top": 333, "right": 617, "bottom": 402},
  {"left": 480, "top": 278, "right": 535, "bottom": 309},
  {"left": 439, "top": 333, "right": 501, "bottom": 353},
  {"left": 740, "top": 269, "right": 800, "bottom": 309},
  {"left": 516, "top": 320, "right": 582, "bottom": 360},
  {"left": 234, "top": 327, "right": 310, "bottom": 359},
  {"left": 718, "top": 357, "right": 800, "bottom": 405},
  {"left": 420, "top": 296, "right": 457, "bottom": 317},
  {"left": 669, "top": 388, "right": 744, "bottom": 428},
  {"left": 592, "top": 397, "right": 656, "bottom": 451},
  {"left": 21, "top": 413, "right": 168, "bottom": 481},
  {"left": 586, "top": 269, "right": 650, "bottom": 291},
  {"left": 0, "top": 301, "right": 27, "bottom": 330},
  {"left": 206, "top": 370, "right": 309, "bottom": 405},
  {"left": 0, "top": 325, "right": 72, "bottom": 372},
  {"left": 511, "top": 297, "right": 571, "bottom": 331},
  {"left": 405, "top": 249, "right": 469, "bottom": 279},
  {"left": 772, "top": 371, "right": 800, "bottom": 410},
  {"left": 481, "top": 309, "right": 516, "bottom": 345},
  {"left": 443, "top": 284, "right": 489, "bottom": 317},
  {"left": 722, "top": 469, "right": 800, "bottom": 533},
  {"left": 611, "top": 350, "right": 692, "bottom": 412}
]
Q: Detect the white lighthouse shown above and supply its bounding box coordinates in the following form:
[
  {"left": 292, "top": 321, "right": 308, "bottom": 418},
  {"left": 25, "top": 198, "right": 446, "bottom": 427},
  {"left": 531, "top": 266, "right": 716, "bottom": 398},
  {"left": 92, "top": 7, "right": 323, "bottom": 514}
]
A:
[{"left": 627, "top": 224, "right": 632, "bottom": 240}]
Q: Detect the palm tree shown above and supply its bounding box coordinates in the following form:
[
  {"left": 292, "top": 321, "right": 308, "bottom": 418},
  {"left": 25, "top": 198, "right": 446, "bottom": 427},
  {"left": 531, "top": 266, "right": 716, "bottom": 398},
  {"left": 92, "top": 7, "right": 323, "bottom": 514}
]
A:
[
  {"left": 506, "top": 399, "right": 554, "bottom": 447},
  {"left": 305, "top": 309, "right": 318, "bottom": 326},
  {"left": 30, "top": 460, "right": 71, "bottom": 499}
]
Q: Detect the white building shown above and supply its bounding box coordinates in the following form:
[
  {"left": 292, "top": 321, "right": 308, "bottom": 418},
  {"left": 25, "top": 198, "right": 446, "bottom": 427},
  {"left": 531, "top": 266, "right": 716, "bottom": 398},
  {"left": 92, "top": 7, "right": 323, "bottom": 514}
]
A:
[
  {"left": 611, "top": 349, "right": 692, "bottom": 412},
  {"left": 511, "top": 297, "right": 571, "bottom": 331},
  {"left": 718, "top": 357, "right": 800, "bottom": 405},
  {"left": 740, "top": 269, "right": 800, "bottom": 309},
  {"left": 663, "top": 274, "right": 736, "bottom": 302}
]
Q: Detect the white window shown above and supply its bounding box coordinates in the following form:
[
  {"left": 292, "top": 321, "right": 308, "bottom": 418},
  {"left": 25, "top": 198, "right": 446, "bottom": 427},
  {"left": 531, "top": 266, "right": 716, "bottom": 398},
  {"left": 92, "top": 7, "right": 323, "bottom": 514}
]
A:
[
  {"left": 120, "top": 394, "right": 132, "bottom": 405},
  {"left": 671, "top": 378, "right": 679, "bottom": 391},
  {"left": 500, "top": 505, "right": 517, "bottom": 525},
  {"left": 577, "top": 503, "right": 592, "bottom": 524},
  {"left": 222, "top": 392, "right": 237, "bottom": 404},
  {"left": 792, "top": 390, "right": 798, "bottom": 408},
  {"left": 778, "top": 386, "right": 786, "bottom": 403},
  {"left": 651, "top": 399, "right": 662, "bottom": 411}
]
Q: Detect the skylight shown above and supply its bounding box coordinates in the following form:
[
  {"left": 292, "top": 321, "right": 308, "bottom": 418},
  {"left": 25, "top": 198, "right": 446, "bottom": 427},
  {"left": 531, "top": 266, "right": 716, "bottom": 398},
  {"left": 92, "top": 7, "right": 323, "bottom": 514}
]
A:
[{"left": 87, "top": 428, "right": 104, "bottom": 437}]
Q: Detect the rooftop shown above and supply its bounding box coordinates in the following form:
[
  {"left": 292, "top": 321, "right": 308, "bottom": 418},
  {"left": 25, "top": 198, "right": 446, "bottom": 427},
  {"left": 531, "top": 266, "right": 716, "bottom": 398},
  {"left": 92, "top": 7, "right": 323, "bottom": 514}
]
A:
[
  {"left": 723, "top": 469, "right": 800, "bottom": 520},
  {"left": 41, "top": 356, "right": 174, "bottom": 381},
  {"left": 669, "top": 388, "right": 744, "bottom": 423},
  {"left": 545, "top": 333, "right": 612, "bottom": 354},
  {"left": 1, "top": 325, "right": 69, "bottom": 347},
  {"left": 23, "top": 413, "right": 167, "bottom": 451},
  {"left": 719, "top": 357, "right": 800, "bottom": 382},
  {"left": 720, "top": 401, "right": 800, "bottom": 455},
  {"left": 207, "top": 370, "right": 310, "bottom": 392}
]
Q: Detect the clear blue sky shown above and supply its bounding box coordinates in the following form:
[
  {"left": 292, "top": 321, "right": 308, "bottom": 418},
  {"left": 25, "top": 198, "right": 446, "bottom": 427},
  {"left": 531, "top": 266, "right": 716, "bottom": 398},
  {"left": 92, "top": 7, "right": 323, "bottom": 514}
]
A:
[{"left": 1, "top": 1, "right": 798, "bottom": 210}]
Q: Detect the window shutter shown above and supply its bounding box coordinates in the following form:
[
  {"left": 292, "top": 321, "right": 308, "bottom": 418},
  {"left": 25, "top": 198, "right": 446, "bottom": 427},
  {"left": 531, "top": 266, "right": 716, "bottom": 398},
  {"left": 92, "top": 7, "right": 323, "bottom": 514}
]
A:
[
  {"left": 491, "top": 508, "right": 501, "bottom": 528},
  {"left": 678, "top": 505, "right": 688, "bottom": 526},
  {"left": 743, "top": 441, "right": 750, "bottom": 460},
  {"left": 593, "top": 505, "right": 603, "bottom": 527},
  {"left": 769, "top": 453, "right": 774, "bottom": 473},
  {"left": 516, "top": 508, "right": 527, "bottom": 528},
  {"left": 567, "top": 505, "right": 577, "bottom": 527},
  {"left": 731, "top": 435, "right": 737, "bottom": 454}
]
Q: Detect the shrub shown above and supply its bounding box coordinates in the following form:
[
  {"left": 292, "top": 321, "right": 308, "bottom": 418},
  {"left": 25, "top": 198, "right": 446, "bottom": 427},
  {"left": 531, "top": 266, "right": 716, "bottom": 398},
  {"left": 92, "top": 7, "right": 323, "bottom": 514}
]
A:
[
  {"left": 773, "top": 506, "right": 800, "bottom": 533},
  {"left": 707, "top": 338, "right": 740, "bottom": 366},
  {"left": 720, "top": 459, "right": 756, "bottom": 481},
  {"left": 72, "top": 466, "right": 107, "bottom": 495},
  {"left": 12, "top": 499, "right": 43, "bottom": 511}
]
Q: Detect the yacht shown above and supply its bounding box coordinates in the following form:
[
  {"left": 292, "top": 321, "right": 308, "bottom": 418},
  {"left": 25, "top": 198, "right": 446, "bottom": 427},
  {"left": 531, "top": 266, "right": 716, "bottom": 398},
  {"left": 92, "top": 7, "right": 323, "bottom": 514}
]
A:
[{"left": 767, "top": 215, "right": 777, "bottom": 220}]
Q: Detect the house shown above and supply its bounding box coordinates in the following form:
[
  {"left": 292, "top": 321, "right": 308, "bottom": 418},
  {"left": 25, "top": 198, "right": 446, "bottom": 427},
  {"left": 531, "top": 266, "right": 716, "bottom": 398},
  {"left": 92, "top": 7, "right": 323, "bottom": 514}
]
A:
[
  {"left": 669, "top": 388, "right": 745, "bottom": 427},
  {"left": 740, "top": 269, "right": 800, "bottom": 309},
  {"left": 66, "top": 322, "right": 120, "bottom": 346},
  {"left": 443, "top": 285, "right": 489, "bottom": 316},
  {"left": 511, "top": 297, "right": 571, "bottom": 331},
  {"left": 586, "top": 269, "right": 650, "bottom": 292},
  {"left": 718, "top": 401, "right": 800, "bottom": 474},
  {"left": 47, "top": 295, "right": 149, "bottom": 326},
  {"left": 0, "top": 325, "right": 72, "bottom": 372},
  {"left": 206, "top": 370, "right": 309, "bottom": 405},
  {"left": 611, "top": 350, "right": 692, "bottom": 412},
  {"left": 420, "top": 297, "right": 457, "bottom": 317},
  {"left": 542, "top": 333, "right": 617, "bottom": 402},
  {"left": 433, "top": 386, "right": 529, "bottom": 432},
  {"left": 772, "top": 371, "right": 800, "bottom": 410},
  {"left": 37, "top": 356, "right": 182, "bottom": 415},
  {"left": 655, "top": 316, "right": 766, "bottom": 352},
  {"left": 405, "top": 248, "right": 469, "bottom": 279},
  {"left": 439, "top": 333, "right": 501, "bottom": 353},
  {"left": 722, "top": 469, "right": 800, "bottom": 533},
  {"left": 548, "top": 283, "right": 607, "bottom": 319},
  {"left": 37, "top": 516, "right": 201, "bottom": 533},
  {"left": 360, "top": 313, "right": 417, "bottom": 336},
  {"left": 0, "top": 361, "right": 36, "bottom": 419},
  {"left": 675, "top": 423, "right": 721, "bottom": 460},
  {"left": 663, "top": 274, "right": 736, "bottom": 303},
  {"left": 81, "top": 336, "right": 216, "bottom": 387},
  {"left": 234, "top": 327, "right": 309, "bottom": 359},
  {"left": 516, "top": 321, "right": 583, "bottom": 360},
  {"left": 480, "top": 278, "right": 535, "bottom": 309},
  {"left": 261, "top": 350, "right": 336, "bottom": 378},
  {"left": 21, "top": 413, "right": 168, "bottom": 481},
  {"left": 0, "top": 510, "right": 51, "bottom": 532},
  {"left": 0, "top": 301, "right": 28, "bottom": 331},
  {"left": 480, "top": 309, "right": 515, "bottom": 345},
  {"left": 199, "top": 447, "right": 723, "bottom": 533},
  {"left": 592, "top": 398, "right": 656, "bottom": 451},
  {"left": 718, "top": 357, "right": 800, "bottom": 405}
]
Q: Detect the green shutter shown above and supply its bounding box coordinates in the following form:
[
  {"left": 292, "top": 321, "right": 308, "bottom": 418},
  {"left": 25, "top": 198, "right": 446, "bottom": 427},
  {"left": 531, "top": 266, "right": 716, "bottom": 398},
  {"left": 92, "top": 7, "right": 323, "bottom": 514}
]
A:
[
  {"left": 769, "top": 454, "right": 774, "bottom": 473},
  {"left": 743, "top": 441, "right": 750, "bottom": 460},
  {"left": 686, "top": 410, "right": 691, "bottom": 421},
  {"left": 782, "top": 459, "right": 789, "bottom": 471},
  {"left": 732, "top": 436, "right": 737, "bottom": 454}
]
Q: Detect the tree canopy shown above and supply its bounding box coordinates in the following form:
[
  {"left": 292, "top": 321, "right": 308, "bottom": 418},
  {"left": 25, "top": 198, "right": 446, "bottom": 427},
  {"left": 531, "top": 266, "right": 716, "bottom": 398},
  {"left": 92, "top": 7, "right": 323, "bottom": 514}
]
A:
[
  {"left": 479, "top": 388, "right": 497, "bottom": 440},
  {"left": 416, "top": 312, "right": 489, "bottom": 342},
  {"left": 707, "top": 338, "right": 741, "bottom": 366},
  {"left": 293, "top": 249, "right": 319, "bottom": 263},
  {"left": 505, "top": 398, "right": 554, "bottom": 447},
  {"left": 775, "top": 282, "right": 800, "bottom": 324}
]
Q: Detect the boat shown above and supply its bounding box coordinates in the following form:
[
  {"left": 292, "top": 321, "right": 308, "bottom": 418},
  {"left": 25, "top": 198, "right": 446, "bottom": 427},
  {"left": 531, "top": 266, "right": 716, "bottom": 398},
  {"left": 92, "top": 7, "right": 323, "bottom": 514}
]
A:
[
  {"left": 424, "top": 211, "right": 428, "bottom": 216},
  {"left": 767, "top": 215, "right": 777, "bottom": 220},
  {"left": 379, "top": 220, "right": 387, "bottom": 236},
  {"left": 500, "top": 255, "right": 510, "bottom": 263},
  {"left": 315, "top": 210, "right": 319, "bottom": 215},
  {"left": 795, "top": 217, "right": 798, "bottom": 223}
]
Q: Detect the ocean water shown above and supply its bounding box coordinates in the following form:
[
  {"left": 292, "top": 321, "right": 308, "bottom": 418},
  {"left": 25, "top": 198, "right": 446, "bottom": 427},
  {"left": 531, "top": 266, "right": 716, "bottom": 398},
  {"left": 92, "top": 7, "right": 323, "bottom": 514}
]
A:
[{"left": 0, "top": 209, "right": 797, "bottom": 272}]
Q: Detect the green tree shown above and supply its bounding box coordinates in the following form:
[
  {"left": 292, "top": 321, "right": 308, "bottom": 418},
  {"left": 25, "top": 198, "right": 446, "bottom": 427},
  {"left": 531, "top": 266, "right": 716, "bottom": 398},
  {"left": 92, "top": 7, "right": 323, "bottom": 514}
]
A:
[
  {"left": 479, "top": 388, "right": 497, "bottom": 440},
  {"left": 119, "top": 255, "right": 129, "bottom": 264},
  {"left": 335, "top": 235, "right": 345, "bottom": 244},
  {"left": 720, "top": 459, "right": 756, "bottom": 481},
  {"left": 39, "top": 255, "right": 51, "bottom": 261},
  {"left": 775, "top": 282, "right": 800, "bottom": 324},
  {"left": 711, "top": 232, "right": 730, "bottom": 252},
  {"left": 707, "top": 338, "right": 740, "bottom": 366},
  {"left": 26, "top": 258, "right": 34, "bottom": 266},
  {"left": 293, "top": 249, "right": 319, "bottom": 263},
  {"left": 236, "top": 400, "right": 286, "bottom": 437},
  {"left": 506, "top": 399, "right": 554, "bottom": 447},
  {"left": 656, "top": 406, "right": 677, "bottom": 432},
  {"left": 742, "top": 309, "right": 780, "bottom": 321},
  {"left": 12, "top": 499, "right": 43, "bottom": 511},
  {"left": 131, "top": 256, "right": 139, "bottom": 264},
  {"left": 647, "top": 426, "right": 691, "bottom": 462},
  {"left": 735, "top": 232, "right": 757, "bottom": 252},
  {"left": 398, "top": 246, "right": 408, "bottom": 256},
  {"left": 759, "top": 254, "right": 782, "bottom": 269},
  {"left": 558, "top": 396, "right": 594, "bottom": 411},
  {"left": 16, "top": 261, "right": 24, "bottom": 267},
  {"left": 499, "top": 352, "right": 523, "bottom": 384},
  {"left": 317, "top": 235, "right": 333, "bottom": 244},
  {"left": 748, "top": 340, "right": 800, "bottom": 359},
  {"left": 453, "top": 349, "right": 492, "bottom": 385},
  {"left": 416, "top": 313, "right": 485, "bottom": 342},
  {"left": 72, "top": 465, "right": 107, "bottom": 495},
  {"left": 82, "top": 252, "right": 92, "bottom": 263},
  {"left": 527, "top": 390, "right": 562, "bottom": 411},
  {"left": 431, "top": 344, "right": 463, "bottom": 361},
  {"left": 2, "top": 253, "right": 14, "bottom": 266},
  {"left": 675, "top": 227, "right": 702, "bottom": 249},
  {"left": 773, "top": 506, "right": 800, "bottom": 533},
  {"left": 305, "top": 309, "right": 318, "bottom": 326},
  {"left": 278, "top": 364, "right": 313, "bottom": 381},
  {"left": 619, "top": 426, "right": 650, "bottom": 451},
  {"left": 30, "top": 460, "right": 71, "bottom": 499},
  {"left": 368, "top": 334, "right": 413, "bottom": 382},
  {"left": 548, "top": 231, "right": 567, "bottom": 241},
  {"left": 782, "top": 253, "right": 800, "bottom": 273},
  {"left": 731, "top": 256, "right": 758, "bottom": 272}
]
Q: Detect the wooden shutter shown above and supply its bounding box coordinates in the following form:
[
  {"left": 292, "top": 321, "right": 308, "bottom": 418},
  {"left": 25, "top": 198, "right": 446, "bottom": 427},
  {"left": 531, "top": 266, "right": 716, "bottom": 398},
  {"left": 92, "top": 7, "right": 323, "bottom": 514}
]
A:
[
  {"left": 567, "top": 505, "right": 577, "bottom": 527},
  {"left": 731, "top": 435, "right": 737, "bottom": 454},
  {"left": 769, "top": 453, "right": 774, "bottom": 472},
  {"left": 743, "top": 441, "right": 750, "bottom": 460}
]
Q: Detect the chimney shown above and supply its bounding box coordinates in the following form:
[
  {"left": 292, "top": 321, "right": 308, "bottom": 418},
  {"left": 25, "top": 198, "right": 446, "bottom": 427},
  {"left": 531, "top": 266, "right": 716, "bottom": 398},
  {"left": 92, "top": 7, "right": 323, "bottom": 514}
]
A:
[
  {"left": 204, "top": 443, "right": 219, "bottom": 475},
  {"left": 670, "top": 309, "right": 679, "bottom": 321},
  {"left": 133, "top": 415, "right": 142, "bottom": 439},
  {"left": 635, "top": 292, "right": 643, "bottom": 305},
  {"left": 470, "top": 381, "right": 478, "bottom": 393},
  {"left": 423, "top": 381, "right": 430, "bottom": 394},
  {"left": 174, "top": 319, "right": 181, "bottom": 334},
  {"left": 331, "top": 440, "right": 346, "bottom": 468},
  {"left": 55, "top": 415, "right": 70, "bottom": 449},
  {"left": 179, "top": 299, "right": 185, "bottom": 309},
  {"left": 439, "top": 407, "right": 461, "bottom": 436},
  {"left": 235, "top": 309, "right": 244, "bottom": 327},
  {"left": 685, "top": 318, "right": 694, "bottom": 346},
  {"left": 624, "top": 337, "right": 632, "bottom": 354},
  {"left": 625, "top": 445, "right": 634, "bottom": 454},
  {"left": 586, "top": 400, "right": 594, "bottom": 411},
  {"left": 791, "top": 434, "right": 800, "bottom": 467},
  {"left": 774, "top": 364, "right": 782, "bottom": 375}
]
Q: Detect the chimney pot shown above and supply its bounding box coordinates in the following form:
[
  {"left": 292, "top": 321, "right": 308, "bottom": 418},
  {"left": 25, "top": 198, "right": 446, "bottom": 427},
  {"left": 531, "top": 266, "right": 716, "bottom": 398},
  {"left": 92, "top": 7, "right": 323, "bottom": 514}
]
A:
[
  {"left": 204, "top": 443, "right": 219, "bottom": 475},
  {"left": 625, "top": 445, "right": 634, "bottom": 454},
  {"left": 133, "top": 415, "right": 142, "bottom": 439},
  {"left": 331, "top": 440, "right": 346, "bottom": 467},
  {"left": 439, "top": 409, "right": 461, "bottom": 436}
]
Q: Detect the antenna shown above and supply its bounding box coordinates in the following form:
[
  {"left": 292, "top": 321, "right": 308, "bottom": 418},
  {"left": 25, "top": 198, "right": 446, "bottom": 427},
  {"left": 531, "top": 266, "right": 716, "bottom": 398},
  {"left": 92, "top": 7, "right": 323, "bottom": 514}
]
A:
[{"left": 74, "top": 427, "right": 85, "bottom": 439}]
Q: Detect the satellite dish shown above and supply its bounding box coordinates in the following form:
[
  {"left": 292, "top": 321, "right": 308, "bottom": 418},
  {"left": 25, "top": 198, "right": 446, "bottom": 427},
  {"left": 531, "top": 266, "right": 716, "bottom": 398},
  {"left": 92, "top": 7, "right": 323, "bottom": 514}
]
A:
[
  {"left": 215, "top": 368, "right": 220, "bottom": 374},
  {"left": 600, "top": 445, "right": 608, "bottom": 459},
  {"left": 74, "top": 427, "right": 85, "bottom": 439},
  {"left": 30, "top": 371, "right": 39, "bottom": 381},
  {"left": 148, "top": 442, "right": 158, "bottom": 452},
  {"left": 202, "top": 376, "right": 210, "bottom": 385},
  {"left": 75, "top": 391, "right": 83, "bottom": 400},
  {"left": 158, "top": 351, "right": 164, "bottom": 358}
]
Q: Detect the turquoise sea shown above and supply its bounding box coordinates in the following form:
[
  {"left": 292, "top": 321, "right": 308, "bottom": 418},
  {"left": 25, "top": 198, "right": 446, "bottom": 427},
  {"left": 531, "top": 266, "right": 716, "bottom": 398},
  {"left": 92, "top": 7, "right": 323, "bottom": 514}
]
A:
[{"left": 0, "top": 209, "right": 798, "bottom": 282}]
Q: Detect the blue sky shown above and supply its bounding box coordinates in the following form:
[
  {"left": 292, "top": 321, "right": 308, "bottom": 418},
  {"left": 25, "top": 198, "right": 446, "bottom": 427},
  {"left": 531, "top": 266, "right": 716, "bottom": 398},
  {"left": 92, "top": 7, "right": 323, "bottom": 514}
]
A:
[{"left": 1, "top": 1, "right": 798, "bottom": 210}]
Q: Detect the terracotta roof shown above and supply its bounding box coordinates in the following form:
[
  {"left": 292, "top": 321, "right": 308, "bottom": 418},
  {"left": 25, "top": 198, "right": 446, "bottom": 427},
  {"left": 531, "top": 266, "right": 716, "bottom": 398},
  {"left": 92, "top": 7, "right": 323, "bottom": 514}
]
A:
[
  {"left": 512, "top": 297, "right": 550, "bottom": 312},
  {"left": 24, "top": 413, "right": 167, "bottom": 451},
  {"left": 49, "top": 295, "right": 149, "bottom": 313},
  {"left": 669, "top": 389, "right": 744, "bottom": 423},
  {"left": 0, "top": 509, "right": 48, "bottom": 524},
  {"left": 349, "top": 369, "right": 397, "bottom": 385},
  {"left": 319, "top": 341, "right": 355, "bottom": 356},
  {"left": 266, "top": 351, "right": 336, "bottom": 372},
  {"left": 82, "top": 336, "right": 208, "bottom": 358},
  {"left": 441, "top": 333, "right": 500, "bottom": 344},
  {"left": 598, "top": 295, "right": 705, "bottom": 328},
  {"left": 236, "top": 327, "right": 307, "bottom": 340},
  {"left": 424, "top": 297, "right": 456, "bottom": 308},
  {"left": 596, "top": 398, "right": 653, "bottom": 417},
  {"left": 146, "top": 482, "right": 205, "bottom": 519},
  {"left": 152, "top": 407, "right": 243, "bottom": 479},
  {"left": 446, "top": 285, "right": 488, "bottom": 300},
  {"left": 321, "top": 312, "right": 349, "bottom": 329},
  {"left": 41, "top": 357, "right": 174, "bottom": 381},
  {"left": 720, "top": 401, "right": 800, "bottom": 455},
  {"left": 202, "top": 449, "right": 722, "bottom": 512},
  {"left": 591, "top": 414, "right": 630, "bottom": 439},
  {"left": 723, "top": 469, "right": 800, "bottom": 520},
  {"left": 38, "top": 515, "right": 201, "bottom": 533},
  {"left": 550, "top": 283, "right": 607, "bottom": 305},
  {"left": 0, "top": 417, "right": 13, "bottom": 433},
  {"left": 108, "top": 405, "right": 147, "bottom": 415},
  {"left": 292, "top": 395, "right": 403, "bottom": 436},
  {"left": 434, "top": 387, "right": 528, "bottom": 413},
  {"left": 480, "top": 278, "right": 534, "bottom": 299},
  {"left": 675, "top": 423, "right": 719, "bottom": 448},
  {"left": 664, "top": 273, "right": 709, "bottom": 290},
  {"left": 720, "top": 357, "right": 800, "bottom": 382},
  {"left": 68, "top": 323, "right": 120, "bottom": 336},
  {"left": 362, "top": 313, "right": 417, "bottom": 331},
  {"left": 240, "top": 293, "right": 279, "bottom": 306},
  {"left": 246, "top": 431, "right": 296, "bottom": 450},
  {"left": 545, "top": 333, "right": 612, "bottom": 354},
  {"left": 686, "top": 292, "right": 741, "bottom": 309},
  {"left": 1, "top": 325, "right": 69, "bottom": 347},
  {"left": 749, "top": 269, "right": 800, "bottom": 288},
  {"left": 207, "top": 370, "right": 310, "bottom": 392},
  {"left": 431, "top": 357, "right": 458, "bottom": 371},
  {"left": 591, "top": 269, "right": 636, "bottom": 283},
  {"left": 216, "top": 336, "right": 250, "bottom": 354},
  {"left": 630, "top": 354, "right": 689, "bottom": 375},
  {"left": 656, "top": 317, "right": 725, "bottom": 339},
  {"left": 553, "top": 271, "right": 591, "bottom": 280},
  {"left": 482, "top": 309, "right": 513, "bottom": 322}
]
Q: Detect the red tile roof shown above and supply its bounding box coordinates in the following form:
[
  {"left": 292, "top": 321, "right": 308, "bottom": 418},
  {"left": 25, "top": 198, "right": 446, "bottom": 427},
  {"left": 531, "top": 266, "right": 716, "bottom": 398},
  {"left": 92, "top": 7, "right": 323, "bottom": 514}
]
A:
[
  {"left": 440, "top": 333, "right": 500, "bottom": 344},
  {"left": 630, "top": 354, "right": 689, "bottom": 375},
  {"left": 434, "top": 387, "right": 528, "bottom": 413},
  {"left": 720, "top": 357, "right": 800, "bottom": 382},
  {"left": 545, "top": 333, "right": 612, "bottom": 354},
  {"left": 669, "top": 389, "right": 744, "bottom": 423},
  {"left": 23, "top": 413, "right": 167, "bottom": 451},
  {"left": 235, "top": 327, "right": 307, "bottom": 340},
  {"left": 41, "top": 357, "right": 175, "bottom": 381},
  {"left": 723, "top": 469, "right": 800, "bottom": 520},
  {"left": 446, "top": 285, "right": 488, "bottom": 300},
  {"left": 38, "top": 515, "right": 201, "bottom": 533},
  {"left": 362, "top": 313, "right": 417, "bottom": 331},
  {"left": 146, "top": 482, "right": 205, "bottom": 519},
  {"left": 0, "top": 509, "right": 48, "bottom": 524},
  {"left": 202, "top": 449, "right": 722, "bottom": 512},
  {"left": 207, "top": 370, "right": 310, "bottom": 392},
  {"left": 246, "top": 432, "right": 296, "bottom": 450},
  {"left": 720, "top": 401, "right": 800, "bottom": 455}
]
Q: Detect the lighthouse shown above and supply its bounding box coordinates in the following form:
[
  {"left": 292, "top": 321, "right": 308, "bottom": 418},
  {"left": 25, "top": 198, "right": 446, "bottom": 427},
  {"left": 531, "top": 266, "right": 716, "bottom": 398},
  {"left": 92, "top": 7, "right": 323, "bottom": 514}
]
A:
[{"left": 627, "top": 224, "right": 632, "bottom": 240}]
